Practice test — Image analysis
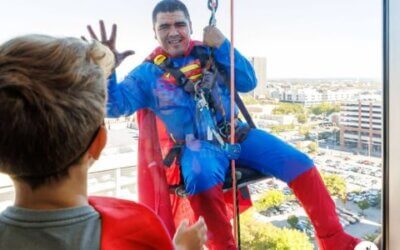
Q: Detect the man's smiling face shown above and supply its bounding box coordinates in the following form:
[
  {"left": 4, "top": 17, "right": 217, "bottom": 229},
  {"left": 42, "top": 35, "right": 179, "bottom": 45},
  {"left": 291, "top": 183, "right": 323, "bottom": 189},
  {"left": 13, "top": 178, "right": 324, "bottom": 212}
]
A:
[{"left": 153, "top": 10, "right": 192, "bottom": 57}]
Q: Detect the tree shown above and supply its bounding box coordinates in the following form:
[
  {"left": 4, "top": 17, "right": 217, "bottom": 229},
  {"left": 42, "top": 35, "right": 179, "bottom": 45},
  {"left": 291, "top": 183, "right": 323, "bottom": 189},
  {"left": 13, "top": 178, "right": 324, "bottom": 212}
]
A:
[
  {"left": 269, "top": 124, "right": 295, "bottom": 134},
  {"left": 296, "top": 113, "right": 308, "bottom": 124},
  {"left": 272, "top": 103, "right": 305, "bottom": 115},
  {"left": 299, "top": 126, "right": 311, "bottom": 140},
  {"left": 318, "top": 131, "right": 331, "bottom": 140},
  {"left": 254, "top": 189, "right": 285, "bottom": 211},
  {"left": 310, "top": 102, "right": 340, "bottom": 116},
  {"left": 307, "top": 142, "right": 318, "bottom": 154},
  {"left": 321, "top": 173, "right": 347, "bottom": 201},
  {"left": 287, "top": 215, "right": 299, "bottom": 228},
  {"left": 241, "top": 94, "right": 260, "bottom": 105},
  {"left": 357, "top": 199, "right": 370, "bottom": 215},
  {"left": 241, "top": 209, "right": 313, "bottom": 250}
]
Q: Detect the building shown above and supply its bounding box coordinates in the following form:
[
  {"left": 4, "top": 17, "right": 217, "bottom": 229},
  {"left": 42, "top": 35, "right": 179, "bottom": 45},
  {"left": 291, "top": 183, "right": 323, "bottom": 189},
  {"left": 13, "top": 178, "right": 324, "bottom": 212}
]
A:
[
  {"left": 280, "top": 88, "right": 323, "bottom": 106},
  {"left": 246, "top": 104, "right": 296, "bottom": 127},
  {"left": 248, "top": 57, "right": 267, "bottom": 98},
  {"left": 259, "top": 114, "right": 297, "bottom": 126},
  {"left": 322, "top": 89, "right": 360, "bottom": 103},
  {"left": 339, "top": 100, "right": 382, "bottom": 156},
  {"left": 278, "top": 88, "right": 361, "bottom": 106}
]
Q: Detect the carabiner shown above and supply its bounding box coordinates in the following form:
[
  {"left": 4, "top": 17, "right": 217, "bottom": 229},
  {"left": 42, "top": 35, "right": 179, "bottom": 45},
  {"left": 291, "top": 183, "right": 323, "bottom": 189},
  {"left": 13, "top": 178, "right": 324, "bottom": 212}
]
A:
[
  {"left": 207, "top": 0, "right": 218, "bottom": 11},
  {"left": 208, "top": 0, "right": 218, "bottom": 26}
]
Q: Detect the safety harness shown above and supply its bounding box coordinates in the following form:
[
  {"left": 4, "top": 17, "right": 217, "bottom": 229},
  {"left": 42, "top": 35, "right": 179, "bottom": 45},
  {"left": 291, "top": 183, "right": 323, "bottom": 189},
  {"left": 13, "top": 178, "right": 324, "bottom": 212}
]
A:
[{"left": 146, "top": 43, "right": 252, "bottom": 171}]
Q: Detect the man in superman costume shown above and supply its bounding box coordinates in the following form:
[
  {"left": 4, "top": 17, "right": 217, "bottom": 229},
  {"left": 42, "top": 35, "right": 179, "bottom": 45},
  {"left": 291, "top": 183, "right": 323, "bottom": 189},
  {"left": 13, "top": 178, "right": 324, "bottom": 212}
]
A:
[{"left": 90, "top": 0, "right": 362, "bottom": 249}]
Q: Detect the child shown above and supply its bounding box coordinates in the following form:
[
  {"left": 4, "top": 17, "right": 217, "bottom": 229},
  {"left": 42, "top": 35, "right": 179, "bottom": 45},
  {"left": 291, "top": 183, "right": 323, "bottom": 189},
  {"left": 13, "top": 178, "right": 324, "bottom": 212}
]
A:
[{"left": 0, "top": 34, "right": 206, "bottom": 250}]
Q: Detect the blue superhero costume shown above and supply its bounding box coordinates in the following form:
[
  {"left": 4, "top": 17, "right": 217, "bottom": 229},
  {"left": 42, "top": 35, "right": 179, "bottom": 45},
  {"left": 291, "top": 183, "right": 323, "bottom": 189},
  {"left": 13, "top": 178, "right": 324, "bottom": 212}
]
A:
[
  {"left": 108, "top": 39, "right": 313, "bottom": 193},
  {"left": 107, "top": 39, "right": 360, "bottom": 250}
]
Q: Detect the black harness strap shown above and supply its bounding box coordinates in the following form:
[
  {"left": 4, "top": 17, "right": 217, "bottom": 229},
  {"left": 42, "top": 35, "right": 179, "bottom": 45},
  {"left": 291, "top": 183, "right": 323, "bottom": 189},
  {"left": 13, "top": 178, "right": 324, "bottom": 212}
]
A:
[
  {"left": 234, "top": 91, "right": 256, "bottom": 128},
  {"left": 163, "top": 142, "right": 185, "bottom": 167},
  {"left": 157, "top": 59, "right": 192, "bottom": 88},
  {"left": 148, "top": 46, "right": 256, "bottom": 169},
  {"left": 190, "top": 46, "right": 257, "bottom": 129}
]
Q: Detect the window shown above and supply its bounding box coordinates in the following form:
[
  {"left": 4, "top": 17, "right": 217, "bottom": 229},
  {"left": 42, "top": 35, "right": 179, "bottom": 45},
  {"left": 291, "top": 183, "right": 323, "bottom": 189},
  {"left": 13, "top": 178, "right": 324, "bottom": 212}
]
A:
[{"left": 0, "top": 0, "right": 393, "bottom": 248}]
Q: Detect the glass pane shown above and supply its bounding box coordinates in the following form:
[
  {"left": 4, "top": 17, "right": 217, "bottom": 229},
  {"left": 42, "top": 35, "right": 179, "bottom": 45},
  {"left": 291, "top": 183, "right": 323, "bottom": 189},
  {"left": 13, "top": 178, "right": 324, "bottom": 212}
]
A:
[
  {"left": 0, "top": 0, "right": 383, "bottom": 249},
  {"left": 235, "top": 1, "right": 383, "bottom": 249}
]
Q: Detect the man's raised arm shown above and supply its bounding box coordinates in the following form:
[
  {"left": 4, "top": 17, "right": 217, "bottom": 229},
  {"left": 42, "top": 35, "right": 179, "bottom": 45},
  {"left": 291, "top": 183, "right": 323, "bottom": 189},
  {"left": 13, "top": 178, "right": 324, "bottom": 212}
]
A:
[
  {"left": 84, "top": 20, "right": 147, "bottom": 118},
  {"left": 203, "top": 25, "right": 257, "bottom": 93}
]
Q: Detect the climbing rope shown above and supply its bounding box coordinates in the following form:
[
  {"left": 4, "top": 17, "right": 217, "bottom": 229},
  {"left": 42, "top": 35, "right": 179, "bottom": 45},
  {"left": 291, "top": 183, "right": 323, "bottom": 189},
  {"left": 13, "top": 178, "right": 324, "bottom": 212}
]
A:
[
  {"left": 228, "top": 0, "right": 240, "bottom": 248},
  {"left": 207, "top": 0, "right": 240, "bottom": 248}
]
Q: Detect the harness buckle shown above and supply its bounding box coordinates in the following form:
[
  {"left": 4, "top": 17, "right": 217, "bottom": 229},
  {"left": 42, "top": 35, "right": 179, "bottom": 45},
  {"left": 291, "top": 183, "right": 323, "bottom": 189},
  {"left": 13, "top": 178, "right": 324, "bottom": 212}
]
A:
[{"left": 154, "top": 54, "right": 167, "bottom": 65}]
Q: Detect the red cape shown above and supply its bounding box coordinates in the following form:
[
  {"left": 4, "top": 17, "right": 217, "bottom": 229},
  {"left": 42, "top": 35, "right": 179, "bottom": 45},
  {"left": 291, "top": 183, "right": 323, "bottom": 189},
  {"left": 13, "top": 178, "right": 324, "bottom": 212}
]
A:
[{"left": 137, "top": 42, "right": 252, "bottom": 237}]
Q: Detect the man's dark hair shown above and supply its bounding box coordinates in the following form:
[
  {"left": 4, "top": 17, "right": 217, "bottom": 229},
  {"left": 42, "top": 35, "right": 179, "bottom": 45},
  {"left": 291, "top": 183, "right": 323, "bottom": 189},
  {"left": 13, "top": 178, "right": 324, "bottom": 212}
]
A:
[{"left": 152, "top": 0, "right": 190, "bottom": 25}]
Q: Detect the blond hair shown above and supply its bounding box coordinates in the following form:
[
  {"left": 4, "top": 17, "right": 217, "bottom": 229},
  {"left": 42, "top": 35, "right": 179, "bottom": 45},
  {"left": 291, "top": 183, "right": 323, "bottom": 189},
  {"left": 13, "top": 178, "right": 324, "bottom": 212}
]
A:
[{"left": 0, "top": 34, "right": 109, "bottom": 188}]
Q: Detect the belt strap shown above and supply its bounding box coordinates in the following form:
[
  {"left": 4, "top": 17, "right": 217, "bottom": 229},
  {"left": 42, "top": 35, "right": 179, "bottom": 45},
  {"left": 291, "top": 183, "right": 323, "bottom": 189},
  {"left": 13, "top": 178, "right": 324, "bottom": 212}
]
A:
[{"left": 163, "top": 142, "right": 185, "bottom": 167}]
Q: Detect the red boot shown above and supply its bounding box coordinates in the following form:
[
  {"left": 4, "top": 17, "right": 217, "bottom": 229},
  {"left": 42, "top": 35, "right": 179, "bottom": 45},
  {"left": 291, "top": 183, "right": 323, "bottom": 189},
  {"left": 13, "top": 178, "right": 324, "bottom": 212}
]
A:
[
  {"left": 289, "top": 167, "right": 361, "bottom": 250},
  {"left": 189, "top": 184, "right": 237, "bottom": 250}
]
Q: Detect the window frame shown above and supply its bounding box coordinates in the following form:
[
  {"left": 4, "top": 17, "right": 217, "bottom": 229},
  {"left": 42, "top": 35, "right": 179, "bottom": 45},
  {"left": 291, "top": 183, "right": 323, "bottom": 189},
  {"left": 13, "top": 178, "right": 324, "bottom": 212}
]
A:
[{"left": 383, "top": 0, "right": 400, "bottom": 248}]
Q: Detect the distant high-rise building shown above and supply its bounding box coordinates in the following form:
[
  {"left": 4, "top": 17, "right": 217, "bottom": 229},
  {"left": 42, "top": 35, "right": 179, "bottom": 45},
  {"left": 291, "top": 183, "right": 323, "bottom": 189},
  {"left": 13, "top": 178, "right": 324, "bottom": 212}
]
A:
[
  {"left": 339, "top": 99, "right": 382, "bottom": 156},
  {"left": 248, "top": 57, "right": 267, "bottom": 98}
]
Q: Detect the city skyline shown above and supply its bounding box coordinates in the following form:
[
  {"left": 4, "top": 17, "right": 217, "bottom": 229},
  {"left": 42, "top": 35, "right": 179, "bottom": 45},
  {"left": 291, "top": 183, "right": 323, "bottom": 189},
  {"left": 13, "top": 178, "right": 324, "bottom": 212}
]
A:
[{"left": 0, "top": 0, "right": 382, "bottom": 79}]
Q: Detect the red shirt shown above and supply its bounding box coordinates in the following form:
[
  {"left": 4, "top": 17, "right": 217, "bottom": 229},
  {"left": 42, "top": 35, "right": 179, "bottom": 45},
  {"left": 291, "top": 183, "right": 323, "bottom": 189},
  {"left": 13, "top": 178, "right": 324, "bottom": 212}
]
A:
[{"left": 89, "top": 196, "right": 173, "bottom": 250}]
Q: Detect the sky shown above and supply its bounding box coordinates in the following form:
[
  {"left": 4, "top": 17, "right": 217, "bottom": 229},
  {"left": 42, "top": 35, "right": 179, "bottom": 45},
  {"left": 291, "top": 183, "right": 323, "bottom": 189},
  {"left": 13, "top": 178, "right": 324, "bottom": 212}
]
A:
[{"left": 0, "top": 0, "right": 382, "bottom": 79}]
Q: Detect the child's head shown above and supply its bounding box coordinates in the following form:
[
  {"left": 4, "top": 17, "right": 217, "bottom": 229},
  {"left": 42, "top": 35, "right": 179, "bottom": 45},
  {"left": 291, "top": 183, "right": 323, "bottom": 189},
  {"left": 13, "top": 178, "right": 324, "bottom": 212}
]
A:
[{"left": 0, "top": 35, "right": 113, "bottom": 189}]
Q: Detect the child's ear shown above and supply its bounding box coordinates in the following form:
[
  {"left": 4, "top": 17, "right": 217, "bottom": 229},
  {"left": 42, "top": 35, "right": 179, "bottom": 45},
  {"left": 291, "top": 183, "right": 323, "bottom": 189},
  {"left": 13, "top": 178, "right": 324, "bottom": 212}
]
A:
[{"left": 88, "top": 125, "right": 107, "bottom": 160}]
